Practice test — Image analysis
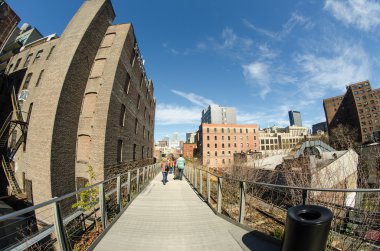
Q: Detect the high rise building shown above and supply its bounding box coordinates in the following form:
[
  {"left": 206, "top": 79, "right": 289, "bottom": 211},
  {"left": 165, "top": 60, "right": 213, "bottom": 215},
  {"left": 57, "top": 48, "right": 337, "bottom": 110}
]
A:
[
  {"left": 201, "top": 104, "right": 236, "bottom": 124},
  {"left": 197, "top": 123, "right": 259, "bottom": 169},
  {"left": 323, "top": 80, "right": 380, "bottom": 143},
  {"left": 186, "top": 132, "right": 196, "bottom": 143},
  {"left": 0, "top": 0, "right": 155, "bottom": 205},
  {"left": 288, "top": 110, "right": 302, "bottom": 126}
]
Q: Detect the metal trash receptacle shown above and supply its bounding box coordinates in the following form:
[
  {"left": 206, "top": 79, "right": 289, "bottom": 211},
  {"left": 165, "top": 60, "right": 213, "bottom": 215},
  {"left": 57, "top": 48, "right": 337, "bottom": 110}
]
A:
[{"left": 282, "top": 205, "right": 333, "bottom": 251}]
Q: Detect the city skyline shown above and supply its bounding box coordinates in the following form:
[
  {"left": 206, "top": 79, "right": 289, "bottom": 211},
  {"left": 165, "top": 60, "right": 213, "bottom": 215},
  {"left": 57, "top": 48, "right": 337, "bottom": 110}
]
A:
[{"left": 8, "top": 0, "right": 380, "bottom": 141}]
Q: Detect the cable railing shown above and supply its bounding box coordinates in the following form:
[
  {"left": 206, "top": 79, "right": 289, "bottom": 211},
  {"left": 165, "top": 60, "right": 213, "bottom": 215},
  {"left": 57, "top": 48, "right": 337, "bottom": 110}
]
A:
[
  {"left": 0, "top": 163, "right": 161, "bottom": 251},
  {"left": 184, "top": 166, "right": 380, "bottom": 251}
]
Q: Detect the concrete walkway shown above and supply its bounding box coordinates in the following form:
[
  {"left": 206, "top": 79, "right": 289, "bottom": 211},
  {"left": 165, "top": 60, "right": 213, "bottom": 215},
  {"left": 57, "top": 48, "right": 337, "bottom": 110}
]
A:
[{"left": 94, "top": 172, "right": 253, "bottom": 251}]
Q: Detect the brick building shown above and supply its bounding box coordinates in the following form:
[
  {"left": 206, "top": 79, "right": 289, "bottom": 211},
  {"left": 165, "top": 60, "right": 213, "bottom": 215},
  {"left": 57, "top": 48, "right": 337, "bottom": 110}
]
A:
[
  {"left": 183, "top": 143, "right": 196, "bottom": 158},
  {"left": 197, "top": 123, "right": 259, "bottom": 169},
  {"left": 323, "top": 80, "right": 380, "bottom": 143},
  {"left": 0, "top": 0, "right": 155, "bottom": 205}
]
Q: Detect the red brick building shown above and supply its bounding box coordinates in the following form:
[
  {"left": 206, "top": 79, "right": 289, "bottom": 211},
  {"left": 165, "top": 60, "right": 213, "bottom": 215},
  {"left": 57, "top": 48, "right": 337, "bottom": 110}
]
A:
[
  {"left": 183, "top": 143, "right": 196, "bottom": 158},
  {"left": 197, "top": 123, "right": 260, "bottom": 169}
]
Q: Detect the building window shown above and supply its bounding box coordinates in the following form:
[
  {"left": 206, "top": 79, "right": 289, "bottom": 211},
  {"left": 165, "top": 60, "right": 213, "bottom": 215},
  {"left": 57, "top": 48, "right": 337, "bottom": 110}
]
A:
[
  {"left": 90, "top": 58, "right": 106, "bottom": 78},
  {"left": 234, "top": 128, "right": 236, "bottom": 133},
  {"left": 137, "top": 94, "right": 141, "bottom": 109},
  {"left": 117, "top": 140, "right": 123, "bottom": 163},
  {"left": 101, "top": 33, "right": 116, "bottom": 48},
  {"left": 222, "top": 128, "right": 224, "bottom": 133},
  {"left": 214, "top": 136, "right": 217, "bottom": 140},
  {"left": 207, "top": 143, "right": 210, "bottom": 148},
  {"left": 228, "top": 143, "right": 230, "bottom": 147},
  {"left": 254, "top": 136, "right": 256, "bottom": 140},
  {"left": 135, "top": 118, "right": 138, "bottom": 134},
  {"left": 246, "top": 128, "right": 248, "bottom": 133},
  {"left": 228, "top": 128, "right": 230, "bottom": 133},
  {"left": 215, "top": 151, "right": 217, "bottom": 156},
  {"left": 222, "top": 159, "right": 225, "bottom": 164},
  {"left": 33, "top": 50, "right": 43, "bottom": 63},
  {"left": 15, "top": 58, "right": 22, "bottom": 70},
  {"left": 234, "top": 143, "right": 237, "bottom": 147},
  {"left": 24, "top": 53, "right": 33, "bottom": 67},
  {"left": 222, "top": 143, "right": 224, "bottom": 148},
  {"left": 35, "top": 70, "right": 44, "bottom": 87},
  {"left": 228, "top": 136, "right": 230, "bottom": 140},
  {"left": 207, "top": 128, "right": 209, "bottom": 133},
  {"left": 215, "top": 144, "right": 217, "bottom": 148},
  {"left": 120, "top": 104, "right": 126, "bottom": 126},
  {"left": 214, "top": 128, "right": 217, "bottom": 133},
  {"left": 125, "top": 72, "right": 131, "bottom": 93},
  {"left": 240, "top": 129, "right": 242, "bottom": 133},
  {"left": 46, "top": 45, "right": 55, "bottom": 60},
  {"left": 207, "top": 136, "right": 210, "bottom": 140},
  {"left": 23, "top": 73, "right": 33, "bottom": 90}
]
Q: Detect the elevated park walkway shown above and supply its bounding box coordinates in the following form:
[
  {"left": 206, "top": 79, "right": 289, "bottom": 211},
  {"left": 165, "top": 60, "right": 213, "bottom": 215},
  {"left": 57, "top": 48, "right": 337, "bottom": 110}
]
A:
[{"left": 0, "top": 164, "right": 379, "bottom": 251}]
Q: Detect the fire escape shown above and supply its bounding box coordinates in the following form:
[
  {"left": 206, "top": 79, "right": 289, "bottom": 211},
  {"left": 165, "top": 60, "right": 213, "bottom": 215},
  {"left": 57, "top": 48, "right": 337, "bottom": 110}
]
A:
[{"left": 0, "top": 87, "right": 28, "bottom": 194}]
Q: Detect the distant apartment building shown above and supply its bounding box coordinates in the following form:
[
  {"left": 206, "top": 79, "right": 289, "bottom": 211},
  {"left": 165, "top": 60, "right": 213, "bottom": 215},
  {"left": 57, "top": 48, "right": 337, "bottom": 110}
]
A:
[
  {"left": 0, "top": 0, "right": 155, "bottom": 205},
  {"left": 0, "top": 1, "right": 20, "bottom": 51},
  {"left": 201, "top": 104, "right": 236, "bottom": 124},
  {"left": 197, "top": 123, "right": 259, "bottom": 169},
  {"left": 186, "top": 132, "right": 197, "bottom": 143},
  {"left": 183, "top": 143, "right": 197, "bottom": 158},
  {"left": 312, "top": 122, "right": 327, "bottom": 135},
  {"left": 323, "top": 80, "right": 380, "bottom": 143},
  {"left": 288, "top": 110, "right": 302, "bottom": 126},
  {"left": 259, "top": 126, "right": 309, "bottom": 152}
]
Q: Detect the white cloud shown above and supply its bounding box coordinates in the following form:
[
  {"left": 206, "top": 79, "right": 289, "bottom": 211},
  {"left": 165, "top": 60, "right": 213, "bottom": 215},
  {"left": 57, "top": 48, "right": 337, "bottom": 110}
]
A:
[
  {"left": 220, "top": 27, "right": 253, "bottom": 50},
  {"left": 242, "top": 62, "right": 271, "bottom": 98},
  {"left": 295, "top": 42, "right": 371, "bottom": 98},
  {"left": 155, "top": 104, "right": 201, "bottom": 125},
  {"left": 171, "top": 89, "right": 216, "bottom": 107},
  {"left": 324, "top": 0, "right": 380, "bottom": 31},
  {"left": 243, "top": 12, "right": 314, "bottom": 40}
]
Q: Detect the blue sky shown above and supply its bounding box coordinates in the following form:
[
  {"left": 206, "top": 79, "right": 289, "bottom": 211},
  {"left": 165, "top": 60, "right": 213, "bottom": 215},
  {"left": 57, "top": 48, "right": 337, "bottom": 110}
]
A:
[{"left": 8, "top": 0, "right": 380, "bottom": 141}]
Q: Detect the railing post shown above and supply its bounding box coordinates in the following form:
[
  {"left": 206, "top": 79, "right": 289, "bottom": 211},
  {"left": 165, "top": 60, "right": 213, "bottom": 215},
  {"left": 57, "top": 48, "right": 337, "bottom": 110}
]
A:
[
  {"left": 142, "top": 166, "right": 146, "bottom": 186},
  {"left": 117, "top": 175, "right": 122, "bottom": 212},
  {"left": 239, "top": 181, "right": 246, "bottom": 224},
  {"left": 207, "top": 172, "right": 210, "bottom": 202},
  {"left": 199, "top": 169, "right": 203, "bottom": 194},
  {"left": 302, "top": 189, "right": 309, "bottom": 205},
  {"left": 136, "top": 169, "right": 140, "bottom": 192},
  {"left": 217, "top": 177, "right": 222, "bottom": 213},
  {"left": 193, "top": 167, "right": 196, "bottom": 185},
  {"left": 99, "top": 183, "right": 107, "bottom": 230},
  {"left": 52, "top": 201, "right": 70, "bottom": 251},
  {"left": 127, "top": 171, "right": 131, "bottom": 202},
  {"left": 194, "top": 167, "right": 197, "bottom": 188}
]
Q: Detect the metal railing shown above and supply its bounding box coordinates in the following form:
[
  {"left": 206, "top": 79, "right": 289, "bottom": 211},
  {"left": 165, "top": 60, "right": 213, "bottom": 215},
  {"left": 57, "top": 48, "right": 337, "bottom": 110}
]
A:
[
  {"left": 0, "top": 163, "right": 161, "bottom": 251},
  {"left": 185, "top": 166, "right": 380, "bottom": 251}
]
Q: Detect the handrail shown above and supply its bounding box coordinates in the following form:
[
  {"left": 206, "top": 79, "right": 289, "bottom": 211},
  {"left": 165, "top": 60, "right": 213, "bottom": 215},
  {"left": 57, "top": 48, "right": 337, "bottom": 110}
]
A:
[
  {"left": 0, "top": 163, "right": 159, "bottom": 222},
  {"left": 0, "top": 112, "right": 12, "bottom": 139},
  {"left": 184, "top": 165, "right": 380, "bottom": 250},
  {"left": 191, "top": 166, "right": 380, "bottom": 193}
]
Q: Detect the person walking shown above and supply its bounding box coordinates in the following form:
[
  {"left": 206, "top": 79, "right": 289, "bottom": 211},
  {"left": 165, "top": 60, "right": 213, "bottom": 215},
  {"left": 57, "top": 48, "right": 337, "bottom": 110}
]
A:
[
  {"left": 161, "top": 158, "right": 169, "bottom": 185},
  {"left": 175, "top": 154, "right": 186, "bottom": 180},
  {"left": 168, "top": 157, "right": 174, "bottom": 174}
]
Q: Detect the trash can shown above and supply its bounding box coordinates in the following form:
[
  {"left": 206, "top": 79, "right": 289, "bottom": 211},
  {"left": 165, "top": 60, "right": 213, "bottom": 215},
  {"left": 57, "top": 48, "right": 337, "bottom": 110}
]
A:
[{"left": 282, "top": 205, "right": 333, "bottom": 251}]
